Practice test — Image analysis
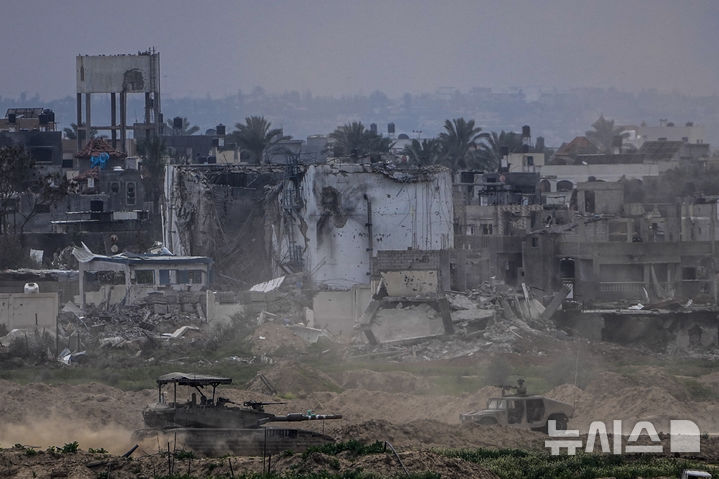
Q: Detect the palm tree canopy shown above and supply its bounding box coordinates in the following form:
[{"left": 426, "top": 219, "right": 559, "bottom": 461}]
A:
[
  {"left": 231, "top": 116, "right": 290, "bottom": 164},
  {"left": 476, "top": 130, "right": 524, "bottom": 171},
  {"left": 166, "top": 117, "right": 200, "bottom": 136},
  {"left": 403, "top": 138, "right": 441, "bottom": 166},
  {"left": 438, "top": 118, "right": 487, "bottom": 170},
  {"left": 585, "top": 115, "right": 625, "bottom": 154},
  {"left": 63, "top": 123, "right": 96, "bottom": 141},
  {"left": 329, "top": 121, "right": 392, "bottom": 159}
]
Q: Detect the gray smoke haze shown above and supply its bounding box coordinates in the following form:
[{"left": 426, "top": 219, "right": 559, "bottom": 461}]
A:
[{"left": 1, "top": 0, "right": 718, "bottom": 99}]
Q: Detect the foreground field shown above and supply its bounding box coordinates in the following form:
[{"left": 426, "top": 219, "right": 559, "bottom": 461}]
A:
[
  {"left": 0, "top": 356, "right": 718, "bottom": 478},
  {"left": 2, "top": 441, "right": 719, "bottom": 479},
  {"left": 1, "top": 325, "right": 718, "bottom": 478}
]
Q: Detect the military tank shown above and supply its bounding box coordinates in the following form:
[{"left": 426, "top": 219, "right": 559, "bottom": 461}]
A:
[{"left": 133, "top": 372, "right": 341, "bottom": 456}]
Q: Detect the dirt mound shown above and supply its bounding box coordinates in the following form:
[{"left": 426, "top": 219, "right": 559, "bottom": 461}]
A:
[
  {"left": 320, "top": 385, "right": 504, "bottom": 427},
  {"left": 698, "top": 371, "right": 719, "bottom": 388},
  {"left": 550, "top": 372, "right": 719, "bottom": 433},
  {"left": 245, "top": 361, "right": 341, "bottom": 396},
  {"left": 335, "top": 419, "right": 545, "bottom": 450},
  {"left": 546, "top": 383, "right": 586, "bottom": 405},
  {"left": 250, "top": 322, "right": 309, "bottom": 356},
  {"left": 324, "top": 389, "right": 450, "bottom": 424},
  {"left": 335, "top": 369, "right": 433, "bottom": 394}
]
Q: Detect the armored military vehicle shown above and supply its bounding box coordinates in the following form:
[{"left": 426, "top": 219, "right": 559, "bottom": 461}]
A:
[
  {"left": 133, "top": 372, "right": 341, "bottom": 456},
  {"left": 460, "top": 380, "right": 574, "bottom": 432}
]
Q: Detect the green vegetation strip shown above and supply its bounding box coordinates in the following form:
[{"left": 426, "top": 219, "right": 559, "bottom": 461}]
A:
[
  {"left": 153, "top": 473, "right": 439, "bottom": 479},
  {"left": 302, "top": 440, "right": 386, "bottom": 458},
  {"left": 439, "top": 448, "right": 719, "bottom": 479}
]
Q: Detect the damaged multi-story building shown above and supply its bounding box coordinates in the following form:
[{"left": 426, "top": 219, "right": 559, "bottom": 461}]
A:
[
  {"left": 452, "top": 169, "right": 542, "bottom": 289},
  {"left": 163, "top": 161, "right": 453, "bottom": 286},
  {"left": 522, "top": 179, "right": 719, "bottom": 350},
  {"left": 162, "top": 159, "right": 454, "bottom": 340}
]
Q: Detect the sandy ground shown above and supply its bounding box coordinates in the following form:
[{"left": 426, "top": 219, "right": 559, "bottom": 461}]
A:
[{"left": 1, "top": 361, "right": 718, "bottom": 452}]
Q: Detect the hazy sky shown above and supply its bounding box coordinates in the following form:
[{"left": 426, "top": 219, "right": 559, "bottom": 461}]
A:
[{"left": 1, "top": 0, "right": 718, "bottom": 99}]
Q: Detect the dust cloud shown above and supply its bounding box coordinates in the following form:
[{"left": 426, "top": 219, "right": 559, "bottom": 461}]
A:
[{"left": 0, "top": 415, "right": 132, "bottom": 454}]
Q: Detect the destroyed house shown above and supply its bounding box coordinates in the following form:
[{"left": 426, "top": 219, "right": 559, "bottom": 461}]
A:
[
  {"left": 73, "top": 244, "right": 212, "bottom": 307},
  {"left": 454, "top": 171, "right": 540, "bottom": 206},
  {"left": 639, "top": 140, "right": 709, "bottom": 163},
  {"left": 452, "top": 171, "right": 542, "bottom": 288},
  {"left": 522, "top": 188, "right": 719, "bottom": 306},
  {"left": 0, "top": 130, "right": 63, "bottom": 167}
]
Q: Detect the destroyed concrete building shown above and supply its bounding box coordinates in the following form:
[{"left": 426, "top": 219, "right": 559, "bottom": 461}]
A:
[
  {"left": 4, "top": 138, "right": 155, "bottom": 261},
  {"left": 524, "top": 180, "right": 719, "bottom": 305},
  {"left": 73, "top": 244, "right": 211, "bottom": 309},
  {"left": 0, "top": 53, "right": 167, "bottom": 263},
  {"left": 162, "top": 161, "right": 454, "bottom": 341},
  {"left": 163, "top": 164, "right": 288, "bottom": 285},
  {"left": 272, "top": 163, "right": 454, "bottom": 289},
  {"left": 163, "top": 162, "right": 453, "bottom": 289},
  {"left": 0, "top": 108, "right": 62, "bottom": 166},
  {"left": 452, "top": 170, "right": 542, "bottom": 289}
]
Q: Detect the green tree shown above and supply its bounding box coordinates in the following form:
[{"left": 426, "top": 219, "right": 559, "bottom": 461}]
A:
[
  {"left": 438, "top": 118, "right": 486, "bottom": 170},
  {"left": 403, "top": 138, "right": 441, "bottom": 166},
  {"left": 165, "top": 117, "right": 200, "bottom": 136},
  {"left": 585, "top": 115, "right": 625, "bottom": 154},
  {"left": 63, "top": 123, "right": 96, "bottom": 141},
  {"left": 230, "top": 116, "right": 290, "bottom": 164},
  {"left": 329, "top": 121, "right": 392, "bottom": 159},
  {"left": 19, "top": 172, "right": 69, "bottom": 236},
  {"left": 0, "top": 146, "right": 68, "bottom": 242},
  {"left": 476, "top": 130, "right": 524, "bottom": 171},
  {"left": 137, "top": 135, "right": 167, "bottom": 208},
  {"left": 0, "top": 146, "right": 34, "bottom": 234}
]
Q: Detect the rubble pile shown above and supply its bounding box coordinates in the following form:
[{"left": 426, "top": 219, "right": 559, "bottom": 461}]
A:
[
  {"left": 350, "top": 281, "right": 561, "bottom": 361},
  {"left": 56, "top": 302, "right": 207, "bottom": 358}
]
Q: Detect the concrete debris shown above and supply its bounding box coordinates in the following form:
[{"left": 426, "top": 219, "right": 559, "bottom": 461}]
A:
[
  {"left": 346, "top": 281, "right": 573, "bottom": 360},
  {"left": 161, "top": 325, "right": 201, "bottom": 339},
  {"left": 358, "top": 296, "right": 454, "bottom": 345},
  {"left": 58, "top": 348, "right": 86, "bottom": 365},
  {"left": 61, "top": 301, "right": 83, "bottom": 316},
  {"left": 257, "top": 311, "right": 278, "bottom": 324},
  {"left": 249, "top": 276, "right": 286, "bottom": 293},
  {"left": 287, "top": 325, "right": 327, "bottom": 343}
]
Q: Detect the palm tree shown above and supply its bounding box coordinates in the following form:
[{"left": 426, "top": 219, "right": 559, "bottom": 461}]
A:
[
  {"left": 403, "top": 138, "right": 441, "bottom": 166},
  {"left": 329, "top": 121, "right": 392, "bottom": 159},
  {"left": 230, "top": 116, "right": 290, "bottom": 164},
  {"left": 166, "top": 117, "right": 200, "bottom": 136},
  {"left": 137, "top": 135, "right": 167, "bottom": 208},
  {"left": 438, "top": 118, "right": 486, "bottom": 170},
  {"left": 585, "top": 115, "right": 625, "bottom": 154},
  {"left": 63, "top": 123, "right": 96, "bottom": 141},
  {"left": 476, "top": 130, "right": 524, "bottom": 171}
]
